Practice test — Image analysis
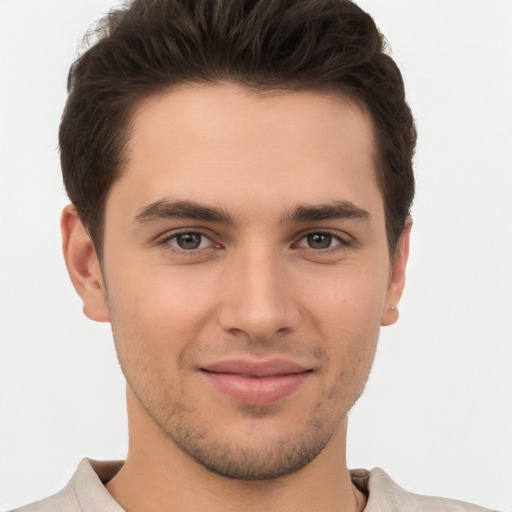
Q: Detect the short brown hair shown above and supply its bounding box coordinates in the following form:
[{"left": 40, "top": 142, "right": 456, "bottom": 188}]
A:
[{"left": 60, "top": 0, "right": 416, "bottom": 258}]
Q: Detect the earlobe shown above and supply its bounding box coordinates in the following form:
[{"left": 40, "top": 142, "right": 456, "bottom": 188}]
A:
[
  {"left": 61, "top": 204, "right": 110, "bottom": 322},
  {"left": 381, "top": 221, "right": 411, "bottom": 327}
]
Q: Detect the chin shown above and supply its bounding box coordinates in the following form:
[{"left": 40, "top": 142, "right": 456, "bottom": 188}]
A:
[{"left": 175, "top": 431, "right": 332, "bottom": 480}]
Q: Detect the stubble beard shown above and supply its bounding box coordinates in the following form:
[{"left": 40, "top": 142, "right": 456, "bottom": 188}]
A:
[
  {"left": 128, "top": 378, "right": 366, "bottom": 481},
  {"left": 163, "top": 404, "right": 334, "bottom": 480},
  {"left": 111, "top": 312, "right": 377, "bottom": 482}
]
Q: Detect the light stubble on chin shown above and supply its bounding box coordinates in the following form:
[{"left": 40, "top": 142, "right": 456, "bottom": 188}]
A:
[
  {"left": 160, "top": 400, "right": 336, "bottom": 480},
  {"left": 132, "top": 375, "right": 367, "bottom": 481}
]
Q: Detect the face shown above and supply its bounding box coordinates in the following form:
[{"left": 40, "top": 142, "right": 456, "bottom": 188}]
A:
[{"left": 69, "top": 84, "right": 408, "bottom": 480}]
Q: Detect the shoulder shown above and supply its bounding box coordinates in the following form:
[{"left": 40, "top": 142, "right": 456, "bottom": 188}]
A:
[
  {"left": 352, "top": 467, "right": 499, "bottom": 512},
  {"left": 10, "top": 490, "right": 80, "bottom": 512},
  {"left": 9, "top": 459, "right": 124, "bottom": 512}
]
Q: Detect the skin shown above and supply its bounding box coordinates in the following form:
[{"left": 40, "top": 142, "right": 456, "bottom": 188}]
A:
[{"left": 62, "top": 83, "right": 410, "bottom": 512}]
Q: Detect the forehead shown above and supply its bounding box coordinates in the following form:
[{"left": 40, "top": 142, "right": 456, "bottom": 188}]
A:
[{"left": 111, "top": 83, "right": 382, "bottom": 221}]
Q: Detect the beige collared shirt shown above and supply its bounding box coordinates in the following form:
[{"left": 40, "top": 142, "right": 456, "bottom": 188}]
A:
[{"left": 12, "top": 458, "right": 498, "bottom": 512}]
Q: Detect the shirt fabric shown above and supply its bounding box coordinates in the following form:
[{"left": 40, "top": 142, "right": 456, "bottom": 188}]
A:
[{"left": 12, "top": 458, "right": 497, "bottom": 512}]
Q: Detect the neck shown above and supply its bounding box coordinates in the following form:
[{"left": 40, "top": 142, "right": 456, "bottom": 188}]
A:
[{"left": 106, "top": 387, "right": 367, "bottom": 512}]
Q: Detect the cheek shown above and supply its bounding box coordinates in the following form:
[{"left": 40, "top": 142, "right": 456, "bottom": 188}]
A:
[
  {"left": 309, "top": 264, "right": 388, "bottom": 331},
  {"left": 307, "top": 265, "right": 387, "bottom": 376},
  {"left": 104, "top": 265, "right": 219, "bottom": 386},
  {"left": 110, "top": 263, "right": 216, "bottom": 331}
]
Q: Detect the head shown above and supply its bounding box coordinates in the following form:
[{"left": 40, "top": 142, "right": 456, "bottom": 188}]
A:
[
  {"left": 60, "top": 0, "right": 416, "bottom": 260},
  {"left": 61, "top": 0, "right": 415, "bottom": 482}
]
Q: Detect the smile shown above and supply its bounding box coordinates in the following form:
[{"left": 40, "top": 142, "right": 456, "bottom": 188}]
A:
[{"left": 200, "top": 359, "right": 312, "bottom": 406}]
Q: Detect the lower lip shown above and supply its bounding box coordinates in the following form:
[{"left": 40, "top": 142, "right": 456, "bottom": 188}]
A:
[{"left": 201, "top": 371, "right": 311, "bottom": 406}]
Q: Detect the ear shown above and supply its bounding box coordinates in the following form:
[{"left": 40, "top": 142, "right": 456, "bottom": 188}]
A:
[
  {"left": 381, "top": 221, "right": 411, "bottom": 327},
  {"left": 61, "top": 204, "right": 110, "bottom": 322}
]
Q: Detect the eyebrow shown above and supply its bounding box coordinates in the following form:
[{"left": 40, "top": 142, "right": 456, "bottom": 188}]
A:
[
  {"left": 285, "top": 201, "right": 370, "bottom": 223},
  {"left": 133, "top": 199, "right": 370, "bottom": 225},
  {"left": 134, "top": 200, "right": 234, "bottom": 224}
]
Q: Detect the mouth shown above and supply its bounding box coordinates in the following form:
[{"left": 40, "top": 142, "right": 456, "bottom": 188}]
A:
[{"left": 200, "top": 359, "right": 313, "bottom": 406}]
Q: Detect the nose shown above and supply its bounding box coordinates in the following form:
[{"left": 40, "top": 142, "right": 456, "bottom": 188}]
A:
[{"left": 217, "top": 245, "right": 301, "bottom": 342}]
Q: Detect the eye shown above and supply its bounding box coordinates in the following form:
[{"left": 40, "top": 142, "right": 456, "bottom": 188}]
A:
[
  {"left": 297, "top": 232, "right": 343, "bottom": 250},
  {"left": 166, "top": 232, "right": 214, "bottom": 251}
]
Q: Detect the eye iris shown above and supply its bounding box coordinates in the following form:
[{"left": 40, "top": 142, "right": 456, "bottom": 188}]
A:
[
  {"left": 307, "top": 233, "right": 332, "bottom": 249},
  {"left": 177, "top": 233, "right": 202, "bottom": 250}
]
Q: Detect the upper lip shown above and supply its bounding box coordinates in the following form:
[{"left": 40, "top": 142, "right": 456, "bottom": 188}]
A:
[{"left": 201, "top": 358, "right": 310, "bottom": 377}]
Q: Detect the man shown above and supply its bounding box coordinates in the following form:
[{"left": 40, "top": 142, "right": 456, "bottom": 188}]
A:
[{"left": 12, "top": 0, "right": 498, "bottom": 510}]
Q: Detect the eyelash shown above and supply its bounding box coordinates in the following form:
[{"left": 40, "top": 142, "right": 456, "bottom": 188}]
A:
[
  {"left": 157, "top": 229, "right": 352, "bottom": 255},
  {"left": 158, "top": 230, "right": 218, "bottom": 255},
  {"left": 295, "top": 231, "right": 351, "bottom": 253}
]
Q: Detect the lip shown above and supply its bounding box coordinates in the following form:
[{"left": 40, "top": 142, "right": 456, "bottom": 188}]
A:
[{"left": 200, "top": 358, "right": 312, "bottom": 406}]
